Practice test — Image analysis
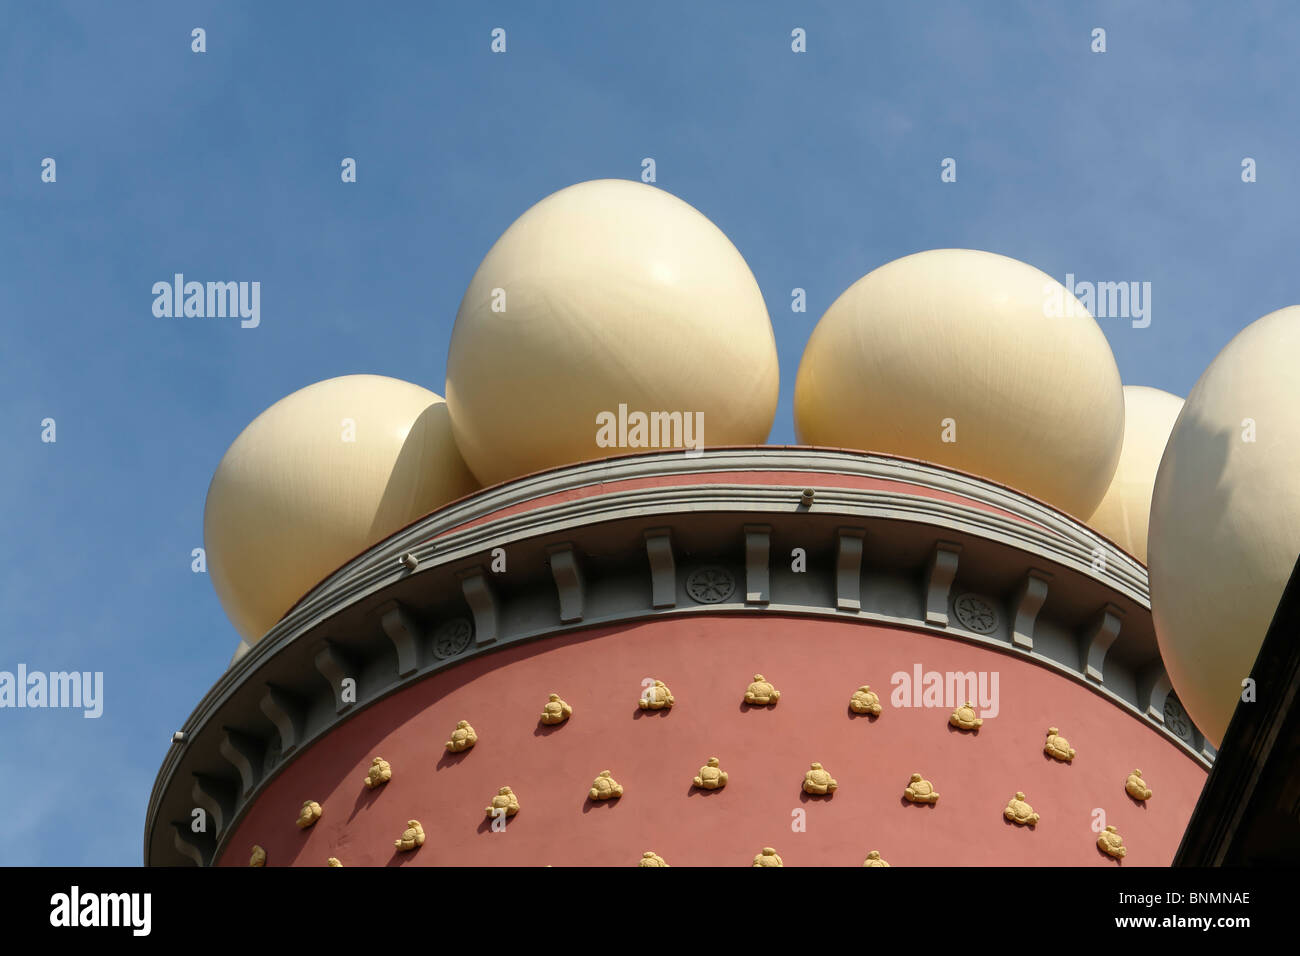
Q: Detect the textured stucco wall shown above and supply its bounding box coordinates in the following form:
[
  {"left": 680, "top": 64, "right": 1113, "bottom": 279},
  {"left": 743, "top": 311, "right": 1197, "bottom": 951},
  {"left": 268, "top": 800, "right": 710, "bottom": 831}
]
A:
[{"left": 219, "top": 613, "right": 1205, "bottom": 866}]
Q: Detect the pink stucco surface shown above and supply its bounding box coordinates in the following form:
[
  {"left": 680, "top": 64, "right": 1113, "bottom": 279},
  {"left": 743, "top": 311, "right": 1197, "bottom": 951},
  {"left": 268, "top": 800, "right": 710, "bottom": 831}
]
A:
[{"left": 219, "top": 614, "right": 1205, "bottom": 866}]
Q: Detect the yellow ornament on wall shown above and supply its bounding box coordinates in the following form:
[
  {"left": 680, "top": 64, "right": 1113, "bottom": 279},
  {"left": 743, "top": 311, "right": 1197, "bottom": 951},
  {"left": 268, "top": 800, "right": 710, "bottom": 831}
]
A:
[
  {"left": 1125, "top": 770, "right": 1153, "bottom": 801},
  {"left": 849, "top": 685, "right": 882, "bottom": 716},
  {"left": 903, "top": 773, "right": 939, "bottom": 804},
  {"left": 638, "top": 680, "right": 674, "bottom": 711},
  {"left": 949, "top": 701, "right": 983, "bottom": 731},
  {"left": 363, "top": 757, "right": 392, "bottom": 789},
  {"left": 485, "top": 786, "right": 521, "bottom": 819},
  {"left": 1097, "top": 825, "right": 1127, "bottom": 859},
  {"left": 539, "top": 693, "right": 573, "bottom": 725},
  {"left": 693, "top": 757, "right": 728, "bottom": 790},
  {"left": 296, "top": 800, "right": 322, "bottom": 829},
  {"left": 1044, "top": 727, "right": 1076, "bottom": 763},
  {"left": 1003, "top": 792, "right": 1039, "bottom": 826},
  {"left": 744, "top": 674, "right": 780, "bottom": 706},
  {"left": 802, "top": 762, "right": 838, "bottom": 795},
  {"left": 445, "top": 720, "right": 477, "bottom": 753},
  {"left": 752, "top": 847, "right": 784, "bottom": 867},
  {"left": 394, "top": 820, "right": 425, "bottom": 852},
  {"left": 589, "top": 770, "right": 624, "bottom": 801}
]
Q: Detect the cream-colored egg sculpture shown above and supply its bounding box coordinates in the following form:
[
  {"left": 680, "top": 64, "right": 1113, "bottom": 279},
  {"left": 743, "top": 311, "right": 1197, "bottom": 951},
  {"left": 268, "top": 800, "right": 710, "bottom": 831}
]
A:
[
  {"left": 794, "top": 249, "right": 1125, "bottom": 518},
  {"left": 445, "top": 179, "right": 780, "bottom": 487},
  {"left": 1087, "top": 386, "right": 1184, "bottom": 563},
  {"left": 1148, "top": 305, "right": 1300, "bottom": 747},
  {"left": 204, "top": 374, "right": 479, "bottom": 643}
]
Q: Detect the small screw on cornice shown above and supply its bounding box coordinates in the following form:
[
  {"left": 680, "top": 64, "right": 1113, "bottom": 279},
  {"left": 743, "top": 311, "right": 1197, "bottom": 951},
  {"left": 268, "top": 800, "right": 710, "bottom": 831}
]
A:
[
  {"left": 800, "top": 488, "right": 815, "bottom": 507},
  {"left": 400, "top": 552, "right": 419, "bottom": 571}
]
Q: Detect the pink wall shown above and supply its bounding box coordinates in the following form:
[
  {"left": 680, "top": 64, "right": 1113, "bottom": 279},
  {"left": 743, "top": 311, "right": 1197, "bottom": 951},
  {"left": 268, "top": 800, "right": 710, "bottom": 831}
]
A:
[{"left": 219, "top": 614, "right": 1206, "bottom": 867}]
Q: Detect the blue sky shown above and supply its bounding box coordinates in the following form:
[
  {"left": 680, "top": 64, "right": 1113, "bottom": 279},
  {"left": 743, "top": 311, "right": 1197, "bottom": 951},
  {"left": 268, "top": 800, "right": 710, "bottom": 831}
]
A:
[{"left": 2, "top": 1, "right": 1297, "bottom": 865}]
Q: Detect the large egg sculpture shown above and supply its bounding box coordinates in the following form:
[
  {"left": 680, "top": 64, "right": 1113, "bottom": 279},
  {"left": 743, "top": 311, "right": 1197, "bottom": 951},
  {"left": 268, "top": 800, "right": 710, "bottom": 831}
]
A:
[
  {"left": 204, "top": 374, "right": 479, "bottom": 643},
  {"left": 1148, "top": 305, "right": 1300, "bottom": 747},
  {"left": 1087, "top": 386, "right": 1184, "bottom": 563},
  {"left": 445, "top": 179, "right": 780, "bottom": 487},
  {"left": 794, "top": 249, "right": 1125, "bottom": 517}
]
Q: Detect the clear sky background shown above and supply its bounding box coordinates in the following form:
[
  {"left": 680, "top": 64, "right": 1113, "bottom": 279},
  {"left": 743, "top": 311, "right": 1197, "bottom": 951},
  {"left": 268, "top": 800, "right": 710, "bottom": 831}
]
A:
[{"left": 2, "top": 1, "right": 1297, "bottom": 865}]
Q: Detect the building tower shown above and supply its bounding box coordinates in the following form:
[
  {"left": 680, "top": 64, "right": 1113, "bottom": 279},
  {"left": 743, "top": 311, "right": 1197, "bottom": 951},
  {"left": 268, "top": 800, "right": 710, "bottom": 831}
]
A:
[{"left": 146, "top": 180, "right": 1264, "bottom": 867}]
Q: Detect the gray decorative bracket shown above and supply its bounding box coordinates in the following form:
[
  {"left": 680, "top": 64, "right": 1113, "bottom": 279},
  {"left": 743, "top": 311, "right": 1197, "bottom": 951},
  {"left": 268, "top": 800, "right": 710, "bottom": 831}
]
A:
[
  {"left": 171, "top": 822, "right": 208, "bottom": 867},
  {"left": 217, "top": 728, "right": 263, "bottom": 798},
  {"left": 644, "top": 528, "right": 676, "bottom": 608},
  {"left": 258, "top": 683, "right": 306, "bottom": 757},
  {"left": 836, "top": 528, "right": 865, "bottom": 611},
  {"left": 459, "top": 568, "right": 499, "bottom": 645},
  {"left": 1010, "top": 569, "right": 1052, "bottom": 651},
  {"left": 1139, "top": 665, "right": 1174, "bottom": 723},
  {"left": 924, "top": 541, "right": 962, "bottom": 625},
  {"left": 190, "top": 773, "right": 234, "bottom": 837},
  {"left": 547, "top": 544, "right": 586, "bottom": 623},
  {"left": 378, "top": 601, "right": 424, "bottom": 677},
  {"left": 1081, "top": 603, "right": 1125, "bottom": 683},
  {"left": 744, "top": 524, "right": 771, "bottom": 605},
  {"left": 313, "top": 641, "right": 357, "bottom": 714}
]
